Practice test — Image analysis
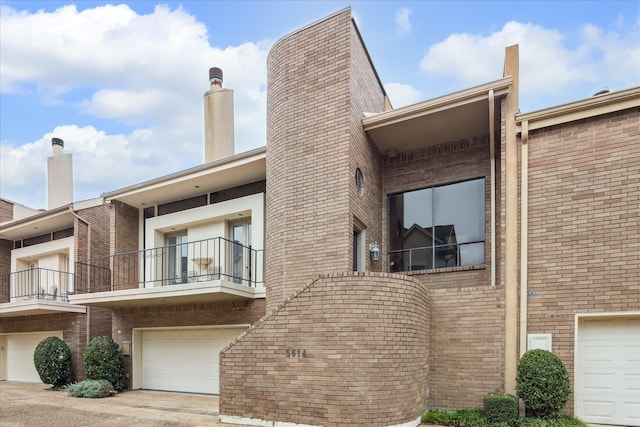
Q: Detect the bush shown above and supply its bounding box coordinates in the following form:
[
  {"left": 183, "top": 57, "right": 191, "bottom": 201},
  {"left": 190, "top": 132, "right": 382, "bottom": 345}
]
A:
[
  {"left": 421, "top": 409, "right": 503, "bottom": 427},
  {"left": 66, "top": 379, "right": 113, "bottom": 398},
  {"left": 33, "top": 336, "right": 72, "bottom": 389},
  {"left": 516, "top": 349, "right": 571, "bottom": 418},
  {"left": 83, "top": 336, "right": 127, "bottom": 392},
  {"left": 484, "top": 392, "right": 519, "bottom": 425},
  {"left": 421, "top": 408, "right": 588, "bottom": 427}
]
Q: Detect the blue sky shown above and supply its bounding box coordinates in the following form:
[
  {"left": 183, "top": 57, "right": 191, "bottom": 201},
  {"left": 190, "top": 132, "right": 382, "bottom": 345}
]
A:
[{"left": 1, "top": 1, "right": 639, "bottom": 210}]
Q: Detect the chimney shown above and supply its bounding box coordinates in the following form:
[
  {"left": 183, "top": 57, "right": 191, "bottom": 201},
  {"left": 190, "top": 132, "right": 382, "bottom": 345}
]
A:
[
  {"left": 47, "top": 138, "right": 73, "bottom": 210},
  {"left": 203, "top": 67, "right": 234, "bottom": 162}
]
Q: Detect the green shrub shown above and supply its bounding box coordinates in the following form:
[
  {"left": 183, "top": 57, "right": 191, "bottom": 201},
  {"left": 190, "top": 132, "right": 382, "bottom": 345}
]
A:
[
  {"left": 66, "top": 379, "right": 113, "bottom": 398},
  {"left": 484, "top": 392, "right": 519, "bottom": 425},
  {"left": 421, "top": 409, "right": 503, "bottom": 427},
  {"left": 33, "top": 336, "right": 72, "bottom": 389},
  {"left": 516, "top": 349, "right": 571, "bottom": 418},
  {"left": 519, "top": 415, "right": 588, "bottom": 426},
  {"left": 422, "top": 408, "right": 588, "bottom": 427},
  {"left": 83, "top": 336, "right": 127, "bottom": 392}
]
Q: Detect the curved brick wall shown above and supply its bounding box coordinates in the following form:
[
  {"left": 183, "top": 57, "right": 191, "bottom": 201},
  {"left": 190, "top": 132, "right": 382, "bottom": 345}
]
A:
[
  {"left": 265, "top": 9, "right": 386, "bottom": 313},
  {"left": 220, "top": 272, "right": 431, "bottom": 427}
]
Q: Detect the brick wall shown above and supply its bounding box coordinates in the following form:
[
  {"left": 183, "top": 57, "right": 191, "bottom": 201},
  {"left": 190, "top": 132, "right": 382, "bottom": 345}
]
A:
[
  {"left": 111, "top": 201, "right": 139, "bottom": 291},
  {"left": 266, "top": 9, "right": 386, "bottom": 311},
  {"left": 0, "top": 239, "right": 12, "bottom": 302},
  {"left": 220, "top": 273, "right": 430, "bottom": 427},
  {"left": 347, "top": 23, "right": 385, "bottom": 273},
  {"left": 381, "top": 131, "right": 506, "bottom": 408},
  {"left": 0, "top": 199, "right": 13, "bottom": 222},
  {"left": 525, "top": 106, "right": 640, "bottom": 412}
]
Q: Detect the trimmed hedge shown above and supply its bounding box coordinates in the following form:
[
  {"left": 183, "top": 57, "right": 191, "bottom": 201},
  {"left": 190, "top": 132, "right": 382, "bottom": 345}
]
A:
[
  {"left": 83, "top": 336, "right": 127, "bottom": 392},
  {"left": 33, "top": 336, "right": 72, "bottom": 389},
  {"left": 66, "top": 379, "right": 113, "bottom": 398},
  {"left": 484, "top": 392, "right": 519, "bottom": 425},
  {"left": 516, "top": 349, "right": 571, "bottom": 418}
]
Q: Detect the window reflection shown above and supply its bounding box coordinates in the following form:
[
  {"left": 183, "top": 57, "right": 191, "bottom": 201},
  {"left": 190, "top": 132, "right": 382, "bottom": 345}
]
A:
[{"left": 388, "top": 178, "right": 485, "bottom": 271}]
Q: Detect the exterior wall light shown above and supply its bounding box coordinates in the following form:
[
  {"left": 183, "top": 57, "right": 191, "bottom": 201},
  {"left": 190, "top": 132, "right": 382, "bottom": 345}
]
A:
[{"left": 369, "top": 242, "right": 381, "bottom": 261}]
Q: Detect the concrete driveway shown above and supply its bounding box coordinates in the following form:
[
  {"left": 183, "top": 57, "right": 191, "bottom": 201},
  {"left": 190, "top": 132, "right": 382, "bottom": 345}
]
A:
[{"left": 0, "top": 381, "right": 242, "bottom": 427}]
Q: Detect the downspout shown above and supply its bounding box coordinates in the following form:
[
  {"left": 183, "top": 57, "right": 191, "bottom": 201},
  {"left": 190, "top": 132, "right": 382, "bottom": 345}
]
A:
[
  {"left": 519, "top": 120, "right": 529, "bottom": 355},
  {"left": 488, "top": 90, "right": 496, "bottom": 286},
  {"left": 69, "top": 207, "right": 91, "bottom": 345}
]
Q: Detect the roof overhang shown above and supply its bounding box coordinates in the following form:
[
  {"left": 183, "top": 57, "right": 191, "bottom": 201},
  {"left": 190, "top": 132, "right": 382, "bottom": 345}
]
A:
[
  {"left": 103, "top": 147, "right": 267, "bottom": 209},
  {"left": 363, "top": 77, "right": 512, "bottom": 154},
  {"left": 68, "top": 280, "right": 265, "bottom": 308},
  {"left": 516, "top": 86, "right": 640, "bottom": 132},
  {"left": 0, "top": 206, "right": 74, "bottom": 241},
  {"left": 0, "top": 300, "right": 86, "bottom": 318}
]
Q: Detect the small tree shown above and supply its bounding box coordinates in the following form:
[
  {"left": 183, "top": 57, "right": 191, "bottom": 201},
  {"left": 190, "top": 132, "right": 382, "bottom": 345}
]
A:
[
  {"left": 83, "top": 336, "right": 127, "bottom": 392},
  {"left": 516, "top": 349, "right": 571, "bottom": 418},
  {"left": 33, "top": 336, "right": 72, "bottom": 389}
]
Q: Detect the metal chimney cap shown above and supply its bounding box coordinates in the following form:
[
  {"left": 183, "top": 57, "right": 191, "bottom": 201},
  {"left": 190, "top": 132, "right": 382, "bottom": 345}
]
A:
[
  {"left": 209, "top": 67, "right": 223, "bottom": 88},
  {"left": 593, "top": 87, "right": 610, "bottom": 96},
  {"left": 52, "top": 137, "right": 64, "bottom": 147}
]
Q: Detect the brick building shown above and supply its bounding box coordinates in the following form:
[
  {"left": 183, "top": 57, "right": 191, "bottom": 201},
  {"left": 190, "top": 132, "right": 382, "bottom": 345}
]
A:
[
  {"left": 1, "top": 7, "right": 638, "bottom": 427},
  {"left": 0, "top": 141, "right": 112, "bottom": 383}
]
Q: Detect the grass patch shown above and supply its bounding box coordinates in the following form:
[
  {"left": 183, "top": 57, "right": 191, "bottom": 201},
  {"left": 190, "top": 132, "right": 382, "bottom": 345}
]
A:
[{"left": 422, "top": 408, "right": 587, "bottom": 427}]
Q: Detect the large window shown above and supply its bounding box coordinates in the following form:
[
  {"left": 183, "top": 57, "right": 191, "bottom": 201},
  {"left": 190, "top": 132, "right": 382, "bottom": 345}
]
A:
[{"left": 388, "top": 178, "right": 485, "bottom": 272}]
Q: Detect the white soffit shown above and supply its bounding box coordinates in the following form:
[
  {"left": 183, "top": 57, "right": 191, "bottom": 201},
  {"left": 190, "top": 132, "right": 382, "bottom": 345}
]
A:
[
  {"left": 103, "top": 148, "right": 266, "bottom": 208},
  {"left": 363, "top": 77, "right": 512, "bottom": 154}
]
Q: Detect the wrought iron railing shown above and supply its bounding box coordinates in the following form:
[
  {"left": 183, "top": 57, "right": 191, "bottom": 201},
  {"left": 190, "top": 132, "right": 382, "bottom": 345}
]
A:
[
  {"left": 0, "top": 268, "right": 75, "bottom": 302},
  {"left": 388, "top": 241, "right": 484, "bottom": 272},
  {"left": 75, "top": 237, "right": 263, "bottom": 294}
]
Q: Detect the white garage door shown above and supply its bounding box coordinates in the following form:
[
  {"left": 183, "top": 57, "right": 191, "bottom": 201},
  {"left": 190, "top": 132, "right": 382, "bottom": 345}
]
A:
[
  {"left": 576, "top": 316, "right": 640, "bottom": 426},
  {"left": 140, "top": 327, "right": 245, "bottom": 394},
  {"left": 6, "top": 332, "right": 64, "bottom": 383}
]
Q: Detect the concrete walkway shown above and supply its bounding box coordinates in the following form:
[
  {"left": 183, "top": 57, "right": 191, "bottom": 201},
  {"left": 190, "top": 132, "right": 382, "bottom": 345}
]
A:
[{"left": 0, "top": 381, "right": 241, "bottom": 427}]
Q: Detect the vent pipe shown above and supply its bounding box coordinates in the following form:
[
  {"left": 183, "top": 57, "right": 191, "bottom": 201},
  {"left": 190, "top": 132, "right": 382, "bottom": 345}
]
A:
[
  {"left": 47, "top": 137, "right": 73, "bottom": 210},
  {"left": 204, "top": 67, "right": 234, "bottom": 162}
]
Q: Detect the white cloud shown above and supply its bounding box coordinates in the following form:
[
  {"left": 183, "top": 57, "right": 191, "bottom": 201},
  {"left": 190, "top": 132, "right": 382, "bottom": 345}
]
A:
[
  {"left": 395, "top": 8, "right": 412, "bottom": 36},
  {"left": 419, "top": 20, "right": 640, "bottom": 108},
  {"left": 385, "top": 82, "right": 423, "bottom": 108},
  {"left": 0, "top": 125, "right": 177, "bottom": 209},
  {"left": 0, "top": 3, "right": 270, "bottom": 208}
]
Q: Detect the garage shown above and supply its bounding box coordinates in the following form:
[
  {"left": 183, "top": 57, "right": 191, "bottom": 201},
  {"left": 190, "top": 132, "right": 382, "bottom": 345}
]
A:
[
  {"left": 575, "top": 316, "right": 640, "bottom": 426},
  {"left": 3, "top": 331, "right": 64, "bottom": 383},
  {"left": 138, "top": 327, "right": 246, "bottom": 394}
]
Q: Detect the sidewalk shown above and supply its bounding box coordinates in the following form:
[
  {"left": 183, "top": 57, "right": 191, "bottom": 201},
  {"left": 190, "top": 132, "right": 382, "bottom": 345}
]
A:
[{"left": 0, "top": 381, "right": 235, "bottom": 427}]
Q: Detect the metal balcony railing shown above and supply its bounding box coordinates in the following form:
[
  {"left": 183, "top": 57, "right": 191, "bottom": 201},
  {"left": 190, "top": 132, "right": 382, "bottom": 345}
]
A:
[
  {"left": 0, "top": 268, "right": 75, "bottom": 303},
  {"left": 74, "top": 237, "right": 263, "bottom": 294},
  {"left": 388, "top": 241, "right": 484, "bottom": 272}
]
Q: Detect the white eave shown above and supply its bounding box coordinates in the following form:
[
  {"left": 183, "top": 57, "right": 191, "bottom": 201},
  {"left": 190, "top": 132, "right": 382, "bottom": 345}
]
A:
[
  {"left": 363, "top": 77, "right": 512, "bottom": 154},
  {"left": 69, "top": 280, "right": 266, "bottom": 308},
  {"left": 0, "top": 205, "right": 74, "bottom": 241},
  {"left": 0, "top": 300, "right": 86, "bottom": 318},
  {"left": 0, "top": 197, "right": 104, "bottom": 241},
  {"left": 516, "top": 86, "right": 640, "bottom": 132},
  {"left": 102, "top": 147, "right": 267, "bottom": 208}
]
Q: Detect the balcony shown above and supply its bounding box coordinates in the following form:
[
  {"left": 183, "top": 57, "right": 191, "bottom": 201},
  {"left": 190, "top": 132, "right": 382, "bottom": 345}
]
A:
[
  {"left": 0, "top": 268, "right": 86, "bottom": 317},
  {"left": 70, "top": 237, "right": 264, "bottom": 308}
]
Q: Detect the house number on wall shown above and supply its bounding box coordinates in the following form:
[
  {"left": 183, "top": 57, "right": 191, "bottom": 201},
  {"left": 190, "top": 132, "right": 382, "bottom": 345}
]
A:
[{"left": 286, "top": 349, "right": 306, "bottom": 358}]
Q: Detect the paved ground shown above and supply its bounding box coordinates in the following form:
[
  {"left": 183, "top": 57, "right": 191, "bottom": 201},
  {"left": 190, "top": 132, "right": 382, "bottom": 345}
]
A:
[
  {"left": 1, "top": 382, "right": 611, "bottom": 427},
  {"left": 0, "top": 381, "right": 239, "bottom": 427}
]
